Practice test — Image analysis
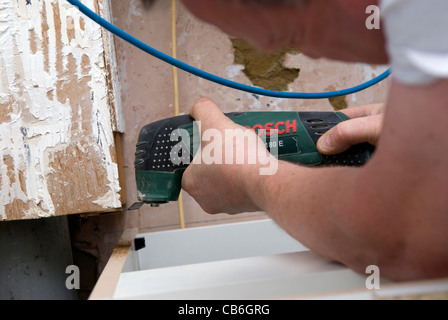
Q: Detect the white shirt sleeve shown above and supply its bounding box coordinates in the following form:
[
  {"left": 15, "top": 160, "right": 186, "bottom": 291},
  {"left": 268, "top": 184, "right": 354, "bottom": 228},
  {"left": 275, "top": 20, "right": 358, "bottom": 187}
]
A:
[{"left": 380, "top": 0, "right": 448, "bottom": 85}]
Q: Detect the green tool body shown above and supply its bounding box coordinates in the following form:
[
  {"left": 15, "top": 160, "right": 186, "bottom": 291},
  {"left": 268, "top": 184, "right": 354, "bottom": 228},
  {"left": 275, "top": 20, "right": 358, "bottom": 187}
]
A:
[{"left": 134, "top": 112, "right": 374, "bottom": 206}]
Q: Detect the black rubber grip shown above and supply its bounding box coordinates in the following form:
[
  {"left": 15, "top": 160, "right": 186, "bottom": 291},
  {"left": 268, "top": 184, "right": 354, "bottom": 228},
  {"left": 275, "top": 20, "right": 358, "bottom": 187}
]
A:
[{"left": 299, "top": 112, "right": 374, "bottom": 167}]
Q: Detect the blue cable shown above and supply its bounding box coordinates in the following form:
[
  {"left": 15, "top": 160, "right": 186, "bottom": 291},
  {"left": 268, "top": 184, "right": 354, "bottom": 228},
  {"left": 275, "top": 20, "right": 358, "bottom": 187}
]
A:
[{"left": 67, "top": 0, "right": 391, "bottom": 99}]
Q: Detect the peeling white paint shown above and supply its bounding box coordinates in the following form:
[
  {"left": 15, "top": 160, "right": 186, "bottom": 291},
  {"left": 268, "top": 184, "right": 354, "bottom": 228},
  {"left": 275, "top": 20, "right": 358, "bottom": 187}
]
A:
[
  {"left": 226, "top": 65, "right": 244, "bottom": 79},
  {"left": 126, "top": 0, "right": 143, "bottom": 28},
  {"left": 246, "top": 93, "right": 262, "bottom": 110},
  {"left": 177, "top": 31, "right": 187, "bottom": 47},
  {"left": 0, "top": 0, "right": 122, "bottom": 220},
  {"left": 92, "top": 160, "right": 121, "bottom": 208},
  {"left": 359, "top": 63, "right": 390, "bottom": 83}
]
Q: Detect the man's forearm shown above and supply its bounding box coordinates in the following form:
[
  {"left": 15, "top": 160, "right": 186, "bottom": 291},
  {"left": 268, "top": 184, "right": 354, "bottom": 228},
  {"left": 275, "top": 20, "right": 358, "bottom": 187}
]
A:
[
  {"left": 183, "top": 80, "right": 448, "bottom": 281},
  {"left": 248, "top": 161, "right": 378, "bottom": 274},
  {"left": 245, "top": 79, "right": 448, "bottom": 281}
]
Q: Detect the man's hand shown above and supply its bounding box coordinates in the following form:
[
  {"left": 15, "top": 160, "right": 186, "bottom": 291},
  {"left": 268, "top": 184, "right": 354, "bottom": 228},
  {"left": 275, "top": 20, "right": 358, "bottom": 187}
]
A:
[
  {"left": 317, "top": 104, "right": 385, "bottom": 155},
  {"left": 181, "top": 97, "right": 274, "bottom": 214},
  {"left": 180, "top": 80, "right": 448, "bottom": 282},
  {"left": 182, "top": 100, "right": 384, "bottom": 214}
]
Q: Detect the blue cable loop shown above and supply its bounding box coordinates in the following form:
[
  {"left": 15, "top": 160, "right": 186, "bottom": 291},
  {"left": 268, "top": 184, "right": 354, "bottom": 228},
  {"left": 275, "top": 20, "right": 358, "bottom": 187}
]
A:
[{"left": 67, "top": 0, "right": 391, "bottom": 99}]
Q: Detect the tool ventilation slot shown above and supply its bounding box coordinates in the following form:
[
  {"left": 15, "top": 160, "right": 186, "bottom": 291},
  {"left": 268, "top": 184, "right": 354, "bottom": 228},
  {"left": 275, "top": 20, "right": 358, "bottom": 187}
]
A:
[
  {"left": 134, "top": 115, "right": 195, "bottom": 172},
  {"left": 300, "top": 112, "right": 374, "bottom": 167}
]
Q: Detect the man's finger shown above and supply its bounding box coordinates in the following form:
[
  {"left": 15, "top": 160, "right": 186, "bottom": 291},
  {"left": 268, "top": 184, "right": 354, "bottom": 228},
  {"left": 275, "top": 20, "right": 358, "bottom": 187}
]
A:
[
  {"left": 340, "top": 103, "right": 385, "bottom": 119},
  {"left": 189, "top": 97, "right": 235, "bottom": 133},
  {"left": 317, "top": 114, "right": 383, "bottom": 155}
]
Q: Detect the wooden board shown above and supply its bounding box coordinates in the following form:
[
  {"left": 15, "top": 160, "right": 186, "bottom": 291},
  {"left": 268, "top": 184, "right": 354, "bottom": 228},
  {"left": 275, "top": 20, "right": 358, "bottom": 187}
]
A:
[{"left": 0, "top": 0, "right": 124, "bottom": 220}]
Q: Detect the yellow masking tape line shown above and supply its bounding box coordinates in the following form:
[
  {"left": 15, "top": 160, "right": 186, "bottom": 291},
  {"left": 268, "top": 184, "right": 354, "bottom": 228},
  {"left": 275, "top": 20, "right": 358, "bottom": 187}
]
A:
[{"left": 171, "top": 0, "right": 185, "bottom": 229}]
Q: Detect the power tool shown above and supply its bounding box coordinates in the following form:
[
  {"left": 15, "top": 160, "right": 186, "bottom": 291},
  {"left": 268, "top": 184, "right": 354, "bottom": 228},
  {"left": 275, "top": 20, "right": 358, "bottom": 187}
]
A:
[{"left": 132, "top": 111, "right": 374, "bottom": 208}]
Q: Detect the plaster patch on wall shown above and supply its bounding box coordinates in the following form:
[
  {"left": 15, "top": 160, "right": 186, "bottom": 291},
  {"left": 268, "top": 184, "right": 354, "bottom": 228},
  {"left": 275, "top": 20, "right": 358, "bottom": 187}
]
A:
[
  {"left": 231, "top": 39, "right": 300, "bottom": 92},
  {"left": 328, "top": 95, "right": 348, "bottom": 111},
  {"left": 0, "top": 0, "right": 122, "bottom": 220},
  {"left": 325, "top": 85, "right": 348, "bottom": 111}
]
